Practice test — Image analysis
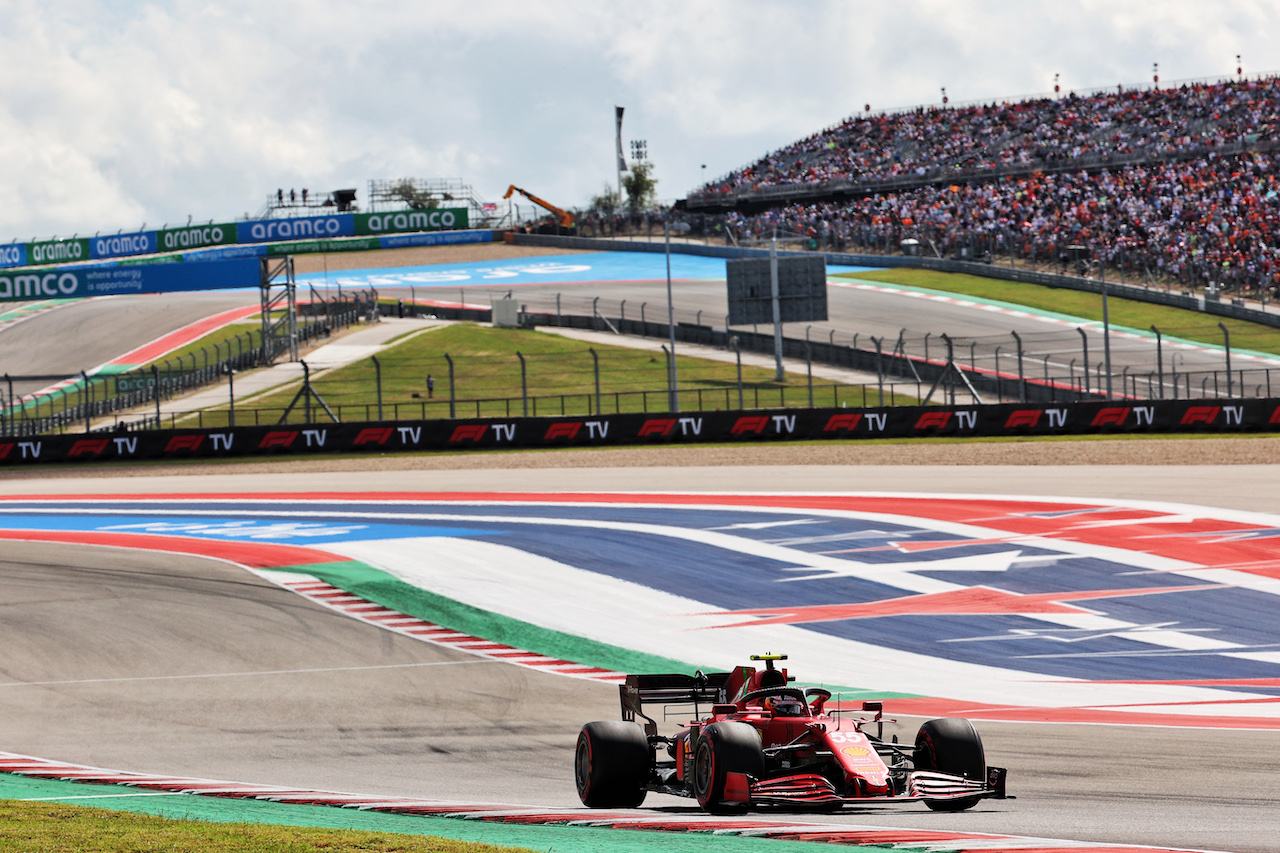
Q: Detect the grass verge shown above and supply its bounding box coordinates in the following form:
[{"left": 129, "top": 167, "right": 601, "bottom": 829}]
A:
[
  {"left": 0, "top": 799, "right": 533, "bottom": 853},
  {"left": 841, "top": 268, "right": 1280, "bottom": 354},
  {"left": 178, "top": 323, "right": 918, "bottom": 427}
]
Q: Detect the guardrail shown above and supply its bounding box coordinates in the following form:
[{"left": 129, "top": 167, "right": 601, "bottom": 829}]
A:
[{"left": 0, "top": 308, "right": 363, "bottom": 437}]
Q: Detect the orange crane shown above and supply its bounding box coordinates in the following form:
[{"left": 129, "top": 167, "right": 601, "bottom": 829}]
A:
[{"left": 503, "top": 185, "right": 576, "bottom": 230}]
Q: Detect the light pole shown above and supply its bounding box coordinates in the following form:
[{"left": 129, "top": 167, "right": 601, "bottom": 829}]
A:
[{"left": 665, "top": 218, "right": 690, "bottom": 412}]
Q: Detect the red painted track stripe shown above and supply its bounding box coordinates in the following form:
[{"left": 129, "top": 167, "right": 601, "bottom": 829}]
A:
[
  {"left": 0, "top": 530, "right": 343, "bottom": 569},
  {"left": 107, "top": 305, "right": 259, "bottom": 367}
]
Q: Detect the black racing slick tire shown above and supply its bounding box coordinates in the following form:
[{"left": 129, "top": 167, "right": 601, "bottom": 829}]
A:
[
  {"left": 914, "top": 717, "right": 986, "bottom": 812},
  {"left": 575, "top": 721, "right": 650, "bottom": 808},
  {"left": 693, "top": 721, "right": 764, "bottom": 814}
]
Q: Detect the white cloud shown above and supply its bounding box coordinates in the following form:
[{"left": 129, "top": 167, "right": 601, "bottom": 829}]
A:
[{"left": 0, "top": 0, "right": 1277, "bottom": 238}]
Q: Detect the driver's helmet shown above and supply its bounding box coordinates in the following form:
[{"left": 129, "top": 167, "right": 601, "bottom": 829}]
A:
[{"left": 766, "top": 696, "right": 805, "bottom": 717}]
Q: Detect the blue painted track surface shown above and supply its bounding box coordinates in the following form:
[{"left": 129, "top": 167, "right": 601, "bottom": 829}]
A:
[
  {"left": 296, "top": 251, "right": 869, "bottom": 289},
  {"left": 4, "top": 495, "right": 1280, "bottom": 702}
]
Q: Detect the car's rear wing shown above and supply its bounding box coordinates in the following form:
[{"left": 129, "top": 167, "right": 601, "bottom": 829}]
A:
[{"left": 620, "top": 671, "right": 734, "bottom": 736}]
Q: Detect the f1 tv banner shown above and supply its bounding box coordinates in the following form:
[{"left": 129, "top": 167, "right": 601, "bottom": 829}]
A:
[{"left": 5, "top": 397, "right": 1280, "bottom": 465}]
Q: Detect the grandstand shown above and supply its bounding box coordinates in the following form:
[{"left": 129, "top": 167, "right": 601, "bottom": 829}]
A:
[{"left": 683, "top": 74, "right": 1280, "bottom": 296}]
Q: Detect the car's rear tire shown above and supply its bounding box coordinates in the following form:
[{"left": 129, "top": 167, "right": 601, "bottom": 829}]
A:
[
  {"left": 914, "top": 717, "right": 986, "bottom": 812},
  {"left": 575, "top": 721, "right": 650, "bottom": 808},
  {"left": 693, "top": 721, "right": 764, "bottom": 814}
]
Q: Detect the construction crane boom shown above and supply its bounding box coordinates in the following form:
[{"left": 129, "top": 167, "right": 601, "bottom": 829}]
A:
[{"left": 503, "top": 185, "right": 575, "bottom": 229}]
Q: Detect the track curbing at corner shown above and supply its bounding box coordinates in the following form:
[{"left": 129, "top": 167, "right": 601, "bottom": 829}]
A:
[
  {"left": 257, "top": 572, "right": 628, "bottom": 683},
  {"left": 5, "top": 490, "right": 1280, "bottom": 727},
  {"left": 0, "top": 751, "right": 1221, "bottom": 852}
]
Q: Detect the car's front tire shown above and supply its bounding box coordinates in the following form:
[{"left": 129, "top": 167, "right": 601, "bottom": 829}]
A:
[
  {"left": 914, "top": 717, "right": 986, "bottom": 812},
  {"left": 693, "top": 721, "right": 764, "bottom": 813},
  {"left": 575, "top": 721, "right": 649, "bottom": 808}
]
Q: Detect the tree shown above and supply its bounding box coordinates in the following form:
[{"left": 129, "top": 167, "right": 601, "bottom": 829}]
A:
[
  {"left": 389, "top": 180, "right": 439, "bottom": 210},
  {"left": 586, "top": 184, "right": 620, "bottom": 217},
  {"left": 623, "top": 163, "right": 658, "bottom": 215}
]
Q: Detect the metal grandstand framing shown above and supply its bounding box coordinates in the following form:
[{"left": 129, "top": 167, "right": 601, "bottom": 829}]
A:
[{"left": 367, "top": 178, "right": 505, "bottom": 228}]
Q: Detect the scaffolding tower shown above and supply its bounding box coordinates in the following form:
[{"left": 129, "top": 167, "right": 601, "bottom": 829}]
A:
[
  {"left": 260, "top": 256, "right": 298, "bottom": 363},
  {"left": 367, "top": 178, "right": 505, "bottom": 228}
]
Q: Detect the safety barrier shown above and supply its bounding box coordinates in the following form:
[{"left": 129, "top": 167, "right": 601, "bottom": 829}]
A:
[{"left": 0, "top": 397, "right": 1274, "bottom": 465}]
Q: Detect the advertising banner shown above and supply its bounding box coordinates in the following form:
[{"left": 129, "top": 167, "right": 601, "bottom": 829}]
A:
[
  {"left": 236, "top": 214, "right": 355, "bottom": 244},
  {"left": 355, "top": 208, "right": 469, "bottom": 236},
  {"left": 379, "top": 229, "right": 489, "bottom": 250},
  {"left": 0, "top": 257, "right": 260, "bottom": 302},
  {"left": 27, "top": 238, "right": 91, "bottom": 266},
  {"left": 157, "top": 222, "right": 238, "bottom": 253},
  {"left": 89, "top": 231, "right": 159, "bottom": 260},
  {"left": 266, "top": 237, "right": 380, "bottom": 257},
  {"left": 4, "top": 397, "right": 1280, "bottom": 465},
  {"left": 0, "top": 243, "right": 26, "bottom": 269}
]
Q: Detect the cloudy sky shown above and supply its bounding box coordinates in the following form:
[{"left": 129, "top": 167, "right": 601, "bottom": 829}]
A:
[{"left": 2, "top": 0, "right": 1277, "bottom": 240}]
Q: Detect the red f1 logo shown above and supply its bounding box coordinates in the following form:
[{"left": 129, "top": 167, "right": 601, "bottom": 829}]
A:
[
  {"left": 1005, "top": 410, "right": 1042, "bottom": 428},
  {"left": 354, "top": 427, "right": 394, "bottom": 446},
  {"left": 68, "top": 439, "right": 109, "bottom": 457},
  {"left": 259, "top": 431, "right": 298, "bottom": 449},
  {"left": 544, "top": 422, "right": 582, "bottom": 440},
  {"left": 449, "top": 425, "right": 488, "bottom": 443},
  {"left": 639, "top": 419, "right": 677, "bottom": 437},
  {"left": 731, "top": 416, "right": 770, "bottom": 435},
  {"left": 1091, "top": 407, "right": 1130, "bottom": 427},
  {"left": 1181, "top": 406, "right": 1220, "bottom": 425},
  {"left": 165, "top": 434, "right": 204, "bottom": 452},
  {"left": 823, "top": 414, "right": 863, "bottom": 432},
  {"left": 915, "top": 411, "right": 952, "bottom": 430}
]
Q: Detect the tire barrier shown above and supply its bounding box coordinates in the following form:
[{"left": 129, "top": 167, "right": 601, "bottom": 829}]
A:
[{"left": 2, "top": 397, "right": 1276, "bottom": 465}]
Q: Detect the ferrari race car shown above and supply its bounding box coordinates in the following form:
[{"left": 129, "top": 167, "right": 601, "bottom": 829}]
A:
[{"left": 575, "top": 654, "right": 1009, "bottom": 813}]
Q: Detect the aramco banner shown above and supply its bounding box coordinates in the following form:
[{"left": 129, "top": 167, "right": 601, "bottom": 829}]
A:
[
  {"left": 0, "top": 257, "right": 260, "bottom": 302},
  {"left": 16, "top": 207, "right": 471, "bottom": 267},
  {"left": 355, "top": 208, "right": 469, "bottom": 235}
]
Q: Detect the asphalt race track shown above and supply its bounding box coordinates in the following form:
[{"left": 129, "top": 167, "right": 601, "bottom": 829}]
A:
[
  {"left": 319, "top": 250, "right": 1266, "bottom": 383},
  {"left": 0, "top": 291, "right": 257, "bottom": 398},
  {"left": 5, "top": 249, "right": 1280, "bottom": 852},
  {"left": 3, "top": 472, "right": 1280, "bottom": 853}
]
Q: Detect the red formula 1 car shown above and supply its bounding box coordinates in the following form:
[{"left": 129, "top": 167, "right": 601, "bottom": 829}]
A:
[{"left": 575, "top": 654, "right": 1009, "bottom": 813}]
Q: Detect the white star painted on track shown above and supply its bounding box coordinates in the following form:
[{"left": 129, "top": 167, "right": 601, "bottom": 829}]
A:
[
  {"left": 777, "top": 550, "right": 1022, "bottom": 588},
  {"left": 704, "top": 519, "right": 825, "bottom": 531},
  {"left": 1062, "top": 514, "right": 1200, "bottom": 530}
]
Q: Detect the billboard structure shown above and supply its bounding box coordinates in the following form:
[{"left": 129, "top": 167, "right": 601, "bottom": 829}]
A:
[{"left": 727, "top": 251, "right": 828, "bottom": 380}]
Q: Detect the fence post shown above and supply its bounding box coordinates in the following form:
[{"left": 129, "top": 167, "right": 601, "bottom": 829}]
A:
[
  {"left": 733, "top": 337, "right": 744, "bottom": 410},
  {"left": 1219, "top": 322, "right": 1233, "bottom": 398},
  {"left": 1008, "top": 327, "right": 1029, "bottom": 402},
  {"left": 226, "top": 366, "right": 236, "bottom": 427},
  {"left": 806, "top": 342, "right": 814, "bottom": 408},
  {"left": 1151, "top": 325, "right": 1163, "bottom": 399},
  {"left": 662, "top": 345, "right": 675, "bottom": 412},
  {"left": 81, "top": 370, "right": 91, "bottom": 433},
  {"left": 372, "top": 355, "right": 383, "bottom": 421},
  {"left": 517, "top": 351, "right": 528, "bottom": 417},
  {"left": 445, "top": 353, "right": 456, "bottom": 419},
  {"left": 872, "top": 337, "right": 884, "bottom": 406},
  {"left": 3, "top": 373, "right": 10, "bottom": 438},
  {"left": 589, "top": 348, "right": 601, "bottom": 416},
  {"left": 1077, "top": 327, "right": 1090, "bottom": 396}
]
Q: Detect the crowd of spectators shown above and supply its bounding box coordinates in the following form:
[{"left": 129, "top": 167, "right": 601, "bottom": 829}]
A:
[
  {"left": 694, "top": 76, "right": 1280, "bottom": 196},
  {"left": 724, "top": 149, "right": 1280, "bottom": 295}
]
